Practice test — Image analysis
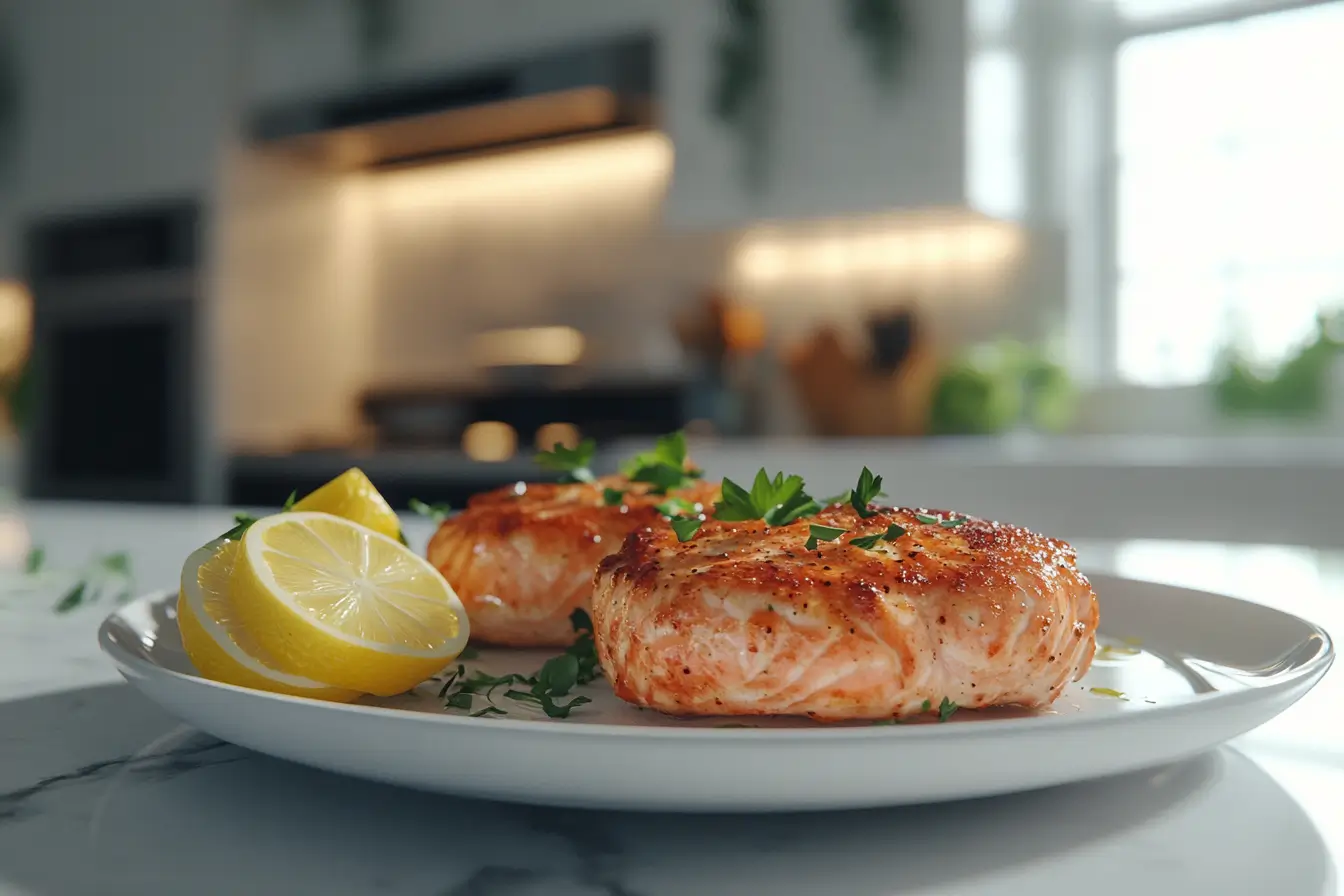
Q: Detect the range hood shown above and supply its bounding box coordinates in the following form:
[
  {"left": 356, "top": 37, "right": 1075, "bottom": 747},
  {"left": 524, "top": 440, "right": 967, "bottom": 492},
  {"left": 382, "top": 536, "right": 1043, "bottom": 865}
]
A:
[{"left": 250, "top": 34, "right": 656, "bottom": 170}]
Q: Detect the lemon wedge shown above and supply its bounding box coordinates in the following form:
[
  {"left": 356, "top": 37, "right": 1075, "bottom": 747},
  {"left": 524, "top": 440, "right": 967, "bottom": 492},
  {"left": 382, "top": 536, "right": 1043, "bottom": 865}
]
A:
[
  {"left": 291, "top": 468, "right": 404, "bottom": 543},
  {"left": 229, "top": 512, "right": 469, "bottom": 696},
  {"left": 177, "top": 541, "right": 362, "bottom": 703}
]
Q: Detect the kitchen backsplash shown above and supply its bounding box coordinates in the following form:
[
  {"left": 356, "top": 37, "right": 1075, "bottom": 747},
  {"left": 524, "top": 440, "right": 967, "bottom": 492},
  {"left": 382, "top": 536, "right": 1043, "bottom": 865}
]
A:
[{"left": 213, "top": 131, "right": 1046, "bottom": 450}]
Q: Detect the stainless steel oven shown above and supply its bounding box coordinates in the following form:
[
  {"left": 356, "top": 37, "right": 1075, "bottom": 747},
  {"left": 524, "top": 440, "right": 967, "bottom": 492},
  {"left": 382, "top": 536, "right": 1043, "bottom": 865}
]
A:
[{"left": 23, "top": 202, "right": 209, "bottom": 503}]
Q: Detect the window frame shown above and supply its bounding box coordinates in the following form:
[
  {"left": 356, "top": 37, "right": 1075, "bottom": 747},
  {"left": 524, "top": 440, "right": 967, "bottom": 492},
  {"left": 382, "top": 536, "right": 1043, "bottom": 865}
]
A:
[{"left": 1083, "top": 0, "right": 1342, "bottom": 386}]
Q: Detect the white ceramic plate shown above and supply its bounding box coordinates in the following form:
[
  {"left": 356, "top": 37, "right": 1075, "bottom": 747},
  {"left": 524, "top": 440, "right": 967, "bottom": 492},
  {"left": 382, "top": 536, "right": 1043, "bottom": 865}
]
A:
[{"left": 99, "top": 573, "right": 1333, "bottom": 812}]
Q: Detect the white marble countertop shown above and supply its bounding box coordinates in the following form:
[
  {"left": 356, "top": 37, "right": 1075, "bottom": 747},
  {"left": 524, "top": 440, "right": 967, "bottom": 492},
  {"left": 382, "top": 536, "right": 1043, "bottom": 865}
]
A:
[{"left": 0, "top": 502, "right": 1341, "bottom": 895}]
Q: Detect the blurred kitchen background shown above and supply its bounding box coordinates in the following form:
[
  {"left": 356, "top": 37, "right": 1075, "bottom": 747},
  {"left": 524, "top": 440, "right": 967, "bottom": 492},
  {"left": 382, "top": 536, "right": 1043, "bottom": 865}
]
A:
[{"left": 0, "top": 0, "right": 1342, "bottom": 546}]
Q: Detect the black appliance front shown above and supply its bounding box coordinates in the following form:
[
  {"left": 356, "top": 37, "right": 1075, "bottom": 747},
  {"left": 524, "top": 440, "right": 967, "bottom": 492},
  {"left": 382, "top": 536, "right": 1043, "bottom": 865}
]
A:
[{"left": 24, "top": 202, "right": 202, "bottom": 503}]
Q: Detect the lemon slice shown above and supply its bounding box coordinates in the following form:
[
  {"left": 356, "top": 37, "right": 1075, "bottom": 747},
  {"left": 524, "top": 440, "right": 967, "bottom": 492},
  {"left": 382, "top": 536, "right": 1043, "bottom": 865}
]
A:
[
  {"left": 230, "top": 512, "right": 469, "bottom": 696},
  {"left": 177, "top": 541, "right": 362, "bottom": 702},
  {"left": 291, "top": 468, "right": 404, "bottom": 543}
]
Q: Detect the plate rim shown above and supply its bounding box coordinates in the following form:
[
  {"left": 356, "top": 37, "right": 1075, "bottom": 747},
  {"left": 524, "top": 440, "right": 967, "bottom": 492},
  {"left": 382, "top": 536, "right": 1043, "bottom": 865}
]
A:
[{"left": 98, "top": 573, "right": 1335, "bottom": 743}]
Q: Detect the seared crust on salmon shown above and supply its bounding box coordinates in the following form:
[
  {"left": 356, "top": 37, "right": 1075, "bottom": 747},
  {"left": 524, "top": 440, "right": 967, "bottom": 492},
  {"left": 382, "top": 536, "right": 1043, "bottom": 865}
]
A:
[
  {"left": 591, "top": 505, "right": 1098, "bottom": 720},
  {"left": 427, "top": 476, "right": 719, "bottom": 647}
]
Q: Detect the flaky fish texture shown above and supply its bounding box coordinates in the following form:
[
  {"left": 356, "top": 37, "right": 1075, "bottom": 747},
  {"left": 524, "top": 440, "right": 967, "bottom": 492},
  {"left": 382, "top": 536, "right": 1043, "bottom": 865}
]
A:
[
  {"left": 427, "top": 476, "right": 719, "bottom": 647},
  {"left": 591, "top": 506, "right": 1098, "bottom": 720}
]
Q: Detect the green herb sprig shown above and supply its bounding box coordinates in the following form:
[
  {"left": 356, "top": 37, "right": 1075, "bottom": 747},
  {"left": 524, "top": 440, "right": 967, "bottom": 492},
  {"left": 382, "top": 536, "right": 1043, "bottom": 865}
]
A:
[
  {"left": 849, "top": 523, "right": 907, "bottom": 550},
  {"left": 623, "top": 431, "right": 702, "bottom": 494},
  {"left": 536, "top": 438, "right": 597, "bottom": 484},
  {"left": 669, "top": 517, "right": 704, "bottom": 542},
  {"left": 804, "top": 524, "right": 846, "bottom": 550},
  {"left": 23, "top": 549, "right": 135, "bottom": 614},
  {"left": 220, "top": 491, "right": 297, "bottom": 541},
  {"left": 938, "top": 697, "right": 959, "bottom": 722},
  {"left": 914, "top": 511, "right": 967, "bottom": 528},
  {"left": 602, "top": 487, "right": 625, "bottom": 506},
  {"left": 716, "top": 469, "right": 820, "bottom": 526},
  {"left": 439, "top": 610, "right": 601, "bottom": 718},
  {"left": 849, "top": 467, "right": 885, "bottom": 518},
  {"left": 408, "top": 498, "right": 451, "bottom": 524}
]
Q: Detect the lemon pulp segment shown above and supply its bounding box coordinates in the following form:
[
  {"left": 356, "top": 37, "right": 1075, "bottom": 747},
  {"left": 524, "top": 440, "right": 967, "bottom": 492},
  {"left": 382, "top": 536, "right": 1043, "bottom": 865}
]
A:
[
  {"left": 230, "top": 512, "right": 469, "bottom": 696},
  {"left": 177, "top": 541, "right": 361, "bottom": 702}
]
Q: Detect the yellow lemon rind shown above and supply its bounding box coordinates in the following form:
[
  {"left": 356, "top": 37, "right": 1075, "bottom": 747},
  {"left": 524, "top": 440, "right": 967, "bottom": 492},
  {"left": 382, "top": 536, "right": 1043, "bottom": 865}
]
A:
[
  {"left": 177, "top": 543, "right": 362, "bottom": 703},
  {"left": 231, "top": 513, "right": 469, "bottom": 697},
  {"left": 291, "top": 467, "right": 403, "bottom": 542}
]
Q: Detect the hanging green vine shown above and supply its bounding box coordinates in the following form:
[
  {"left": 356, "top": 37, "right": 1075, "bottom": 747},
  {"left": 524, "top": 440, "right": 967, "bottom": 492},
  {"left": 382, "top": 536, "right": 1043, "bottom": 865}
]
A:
[
  {"left": 710, "top": 0, "right": 910, "bottom": 190},
  {"left": 710, "top": 0, "right": 770, "bottom": 191},
  {"left": 844, "top": 0, "right": 911, "bottom": 90}
]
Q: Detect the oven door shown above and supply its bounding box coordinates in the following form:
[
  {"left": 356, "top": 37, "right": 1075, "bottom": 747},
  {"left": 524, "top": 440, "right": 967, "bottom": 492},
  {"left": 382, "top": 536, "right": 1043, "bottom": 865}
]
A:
[{"left": 25, "top": 272, "right": 200, "bottom": 503}]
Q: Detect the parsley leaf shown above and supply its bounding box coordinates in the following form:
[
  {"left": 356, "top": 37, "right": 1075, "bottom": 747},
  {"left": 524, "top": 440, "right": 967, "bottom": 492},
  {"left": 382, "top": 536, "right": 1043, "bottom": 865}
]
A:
[
  {"left": 536, "top": 653, "right": 580, "bottom": 696},
  {"left": 602, "top": 487, "right": 625, "bottom": 506},
  {"left": 219, "top": 490, "right": 299, "bottom": 542},
  {"left": 100, "top": 551, "right": 131, "bottom": 575},
  {"left": 938, "top": 697, "right": 959, "bottom": 722},
  {"left": 914, "top": 512, "right": 939, "bottom": 525},
  {"left": 440, "top": 610, "right": 601, "bottom": 718},
  {"left": 849, "top": 523, "right": 907, "bottom": 550},
  {"left": 670, "top": 517, "right": 703, "bottom": 541},
  {"left": 535, "top": 438, "right": 597, "bottom": 483},
  {"left": 804, "top": 523, "right": 846, "bottom": 550},
  {"left": 54, "top": 582, "right": 86, "bottom": 614},
  {"left": 219, "top": 512, "right": 259, "bottom": 542},
  {"left": 939, "top": 516, "right": 967, "bottom": 528},
  {"left": 921, "top": 698, "right": 932, "bottom": 712},
  {"left": 716, "top": 469, "right": 820, "bottom": 526},
  {"left": 623, "top": 430, "right": 701, "bottom": 494},
  {"left": 850, "top": 467, "right": 886, "bottom": 518},
  {"left": 655, "top": 497, "right": 699, "bottom": 518},
  {"left": 43, "top": 550, "right": 135, "bottom": 614},
  {"left": 408, "top": 498, "right": 452, "bottom": 523}
]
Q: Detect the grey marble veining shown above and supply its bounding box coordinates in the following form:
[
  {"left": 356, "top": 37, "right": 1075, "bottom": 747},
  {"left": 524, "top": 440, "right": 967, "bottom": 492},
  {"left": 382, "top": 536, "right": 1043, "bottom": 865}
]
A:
[
  {"left": 0, "top": 682, "right": 1335, "bottom": 896},
  {"left": 0, "top": 505, "right": 1341, "bottom": 895}
]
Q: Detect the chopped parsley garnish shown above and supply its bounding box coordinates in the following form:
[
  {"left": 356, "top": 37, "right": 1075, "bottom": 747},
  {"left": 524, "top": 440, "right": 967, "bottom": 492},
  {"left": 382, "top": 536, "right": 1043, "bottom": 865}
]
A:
[
  {"left": 219, "top": 490, "right": 297, "bottom": 541},
  {"left": 670, "top": 516, "right": 704, "bottom": 542},
  {"left": 850, "top": 523, "right": 907, "bottom": 550},
  {"left": 716, "top": 469, "right": 820, "bottom": 526},
  {"left": 408, "top": 498, "right": 451, "bottom": 523},
  {"left": 914, "top": 512, "right": 939, "bottom": 525},
  {"left": 849, "top": 466, "right": 886, "bottom": 518},
  {"left": 921, "top": 698, "right": 932, "bottom": 712},
  {"left": 219, "top": 513, "right": 257, "bottom": 542},
  {"left": 804, "top": 523, "right": 846, "bottom": 550},
  {"left": 440, "top": 610, "right": 601, "bottom": 719},
  {"left": 939, "top": 516, "right": 967, "bottom": 528},
  {"left": 535, "top": 438, "right": 597, "bottom": 483},
  {"left": 39, "top": 550, "right": 136, "bottom": 614},
  {"left": 623, "top": 430, "right": 702, "bottom": 493},
  {"left": 938, "top": 697, "right": 959, "bottom": 722},
  {"left": 602, "top": 487, "right": 626, "bottom": 506},
  {"left": 656, "top": 497, "right": 700, "bottom": 518},
  {"left": 1089, "top": 687, "right": 1127, "bottom": 699}
]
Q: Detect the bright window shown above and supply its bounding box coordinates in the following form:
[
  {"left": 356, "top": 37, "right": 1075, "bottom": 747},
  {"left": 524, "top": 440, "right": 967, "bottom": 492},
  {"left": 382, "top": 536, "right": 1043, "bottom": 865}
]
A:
[{"left": 1113, "top": 1, "right": 1344, "bottom": 385}]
